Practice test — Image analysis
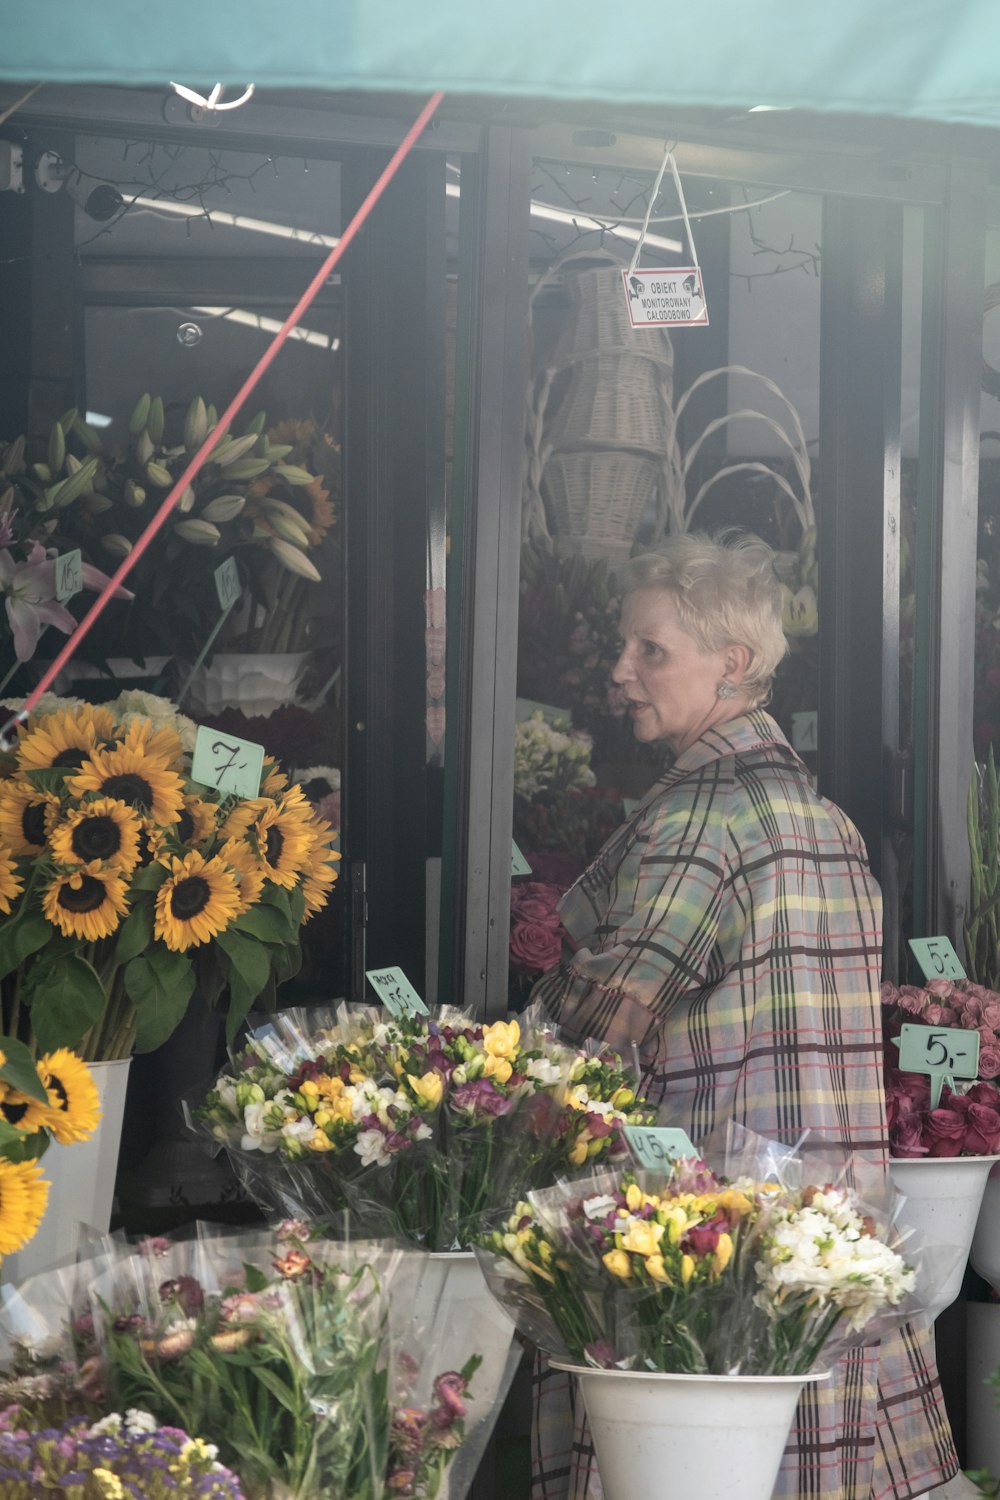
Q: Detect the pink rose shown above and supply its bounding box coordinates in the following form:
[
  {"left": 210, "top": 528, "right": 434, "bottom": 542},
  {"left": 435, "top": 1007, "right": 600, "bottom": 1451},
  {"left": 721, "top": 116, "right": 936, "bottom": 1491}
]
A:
[
  {"left": 924, "top": 1107, "right": 967, "bottom": 1157},
  {"left": 983, "top": 1002, "right": 1000, "bottom": 1032},
  {"left": 965, "top": 1103, "right": 1000, "bottom": 1155},
  {"left": 922, "top": 1004, "right": 953, "bottom": 1026},
  {"left": 896, "top": 986, "right": 928, "bottom": 1015},
  {"left": 959, "top": 1007, "right": 984, "bottom": 1028},
  {"left": 961, "top": 983, "right": 995, "bottom": 1005},
  {"left": 980, "top": 1026, "right": 998, "bottom": 1048},
  {"left": 509, "top": 918, "right": 563, "bottom": 977},
  {"left": 925, "top": 978, "right": 956, "bottom": 1000},
  {"left": 979, "top": 1046, "right": 1000, "bottom": 1080},
  {"left": 890, "top": 1114, "right": 929, "bottom": 1158},
  {"left": 510, "top": 882, "right": 563, "bottom": 928},
  {"left": 880, "top": 981, "right": 900, "bottom": 1007}
]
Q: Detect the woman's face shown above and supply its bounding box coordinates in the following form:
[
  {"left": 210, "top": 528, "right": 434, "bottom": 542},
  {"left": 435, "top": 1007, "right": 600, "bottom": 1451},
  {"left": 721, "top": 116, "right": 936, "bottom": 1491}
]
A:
[{"left": 612, "top": 588, "right": 741, "bottom": 754}]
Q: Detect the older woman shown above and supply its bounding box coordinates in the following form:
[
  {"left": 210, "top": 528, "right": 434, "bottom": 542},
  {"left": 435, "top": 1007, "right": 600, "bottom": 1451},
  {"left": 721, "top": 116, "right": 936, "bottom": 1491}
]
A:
[{"left": 531, "top": 533, "right": 957, "bottom": 1500}]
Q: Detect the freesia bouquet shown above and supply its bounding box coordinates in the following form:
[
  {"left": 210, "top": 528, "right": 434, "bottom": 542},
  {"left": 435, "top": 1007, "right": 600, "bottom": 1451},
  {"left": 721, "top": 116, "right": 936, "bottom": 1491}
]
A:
[
  {"left": 0, "top": 1407, "right": 244, "bottom": 1498},
  {"left": 513, "top": 712, "right": 595, "bottom": 802},
  {"left": 0, "top": 696, "right": 339, "bottom": 1060},
  {"left": 194, "top": 1005, "right": 652, "bottom": 1250},
  {"left": 881, "top": 978, "right": 1000, "bottom": 1156},
  {"left": 477, "top": 1131, "right": 920, "bottom": 1376}
]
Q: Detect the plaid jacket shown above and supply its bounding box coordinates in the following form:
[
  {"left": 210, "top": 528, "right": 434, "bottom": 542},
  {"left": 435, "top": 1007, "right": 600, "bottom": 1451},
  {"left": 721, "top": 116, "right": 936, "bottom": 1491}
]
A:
[{"left": 531, "top": 711, "right": 957, "bottom": 1500}]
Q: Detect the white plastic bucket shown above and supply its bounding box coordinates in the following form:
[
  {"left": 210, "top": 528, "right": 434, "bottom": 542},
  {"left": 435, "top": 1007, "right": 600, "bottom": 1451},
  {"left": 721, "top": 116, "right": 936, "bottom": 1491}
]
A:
[{"left": 890, "top": 1155, "right": 996, "bottom": 1320}]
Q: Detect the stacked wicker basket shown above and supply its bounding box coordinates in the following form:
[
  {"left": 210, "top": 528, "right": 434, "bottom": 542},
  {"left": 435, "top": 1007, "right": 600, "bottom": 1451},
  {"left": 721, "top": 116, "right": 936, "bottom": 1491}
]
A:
[{"left": 529, "top": 254, "right": 675, "bottom": 569}]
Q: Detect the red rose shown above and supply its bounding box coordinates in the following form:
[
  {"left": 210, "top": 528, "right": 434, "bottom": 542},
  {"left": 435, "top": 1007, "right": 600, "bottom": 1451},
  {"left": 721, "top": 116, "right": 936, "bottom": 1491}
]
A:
[
  {"left": 885, "top": 1070, "right": 931, "bottom": 1121},
  {"left": 923, "top": 1107, "right": 968, "bottom": 1157},
  {"left": 509, "top": 918, "right": 563, "bottom": 977},
  {"left": 965, "top": 1103, "right": 1000, "bottom": 1155},
  {"left": 969, "top": 1081, "right": 1000, "bottom": 1107},
  {"left": 890, "top": 1114, "right": 929, "bottom": 1158}
]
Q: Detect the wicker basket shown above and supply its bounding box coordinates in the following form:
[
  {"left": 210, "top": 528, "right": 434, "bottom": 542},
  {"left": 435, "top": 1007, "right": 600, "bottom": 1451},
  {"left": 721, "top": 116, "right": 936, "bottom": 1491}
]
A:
[
  {"left": 546, "top": 353, "right": 671, "bottom": 455},
  {"left": 542, "top": 449, "right": 660, "bottom": 566},
  {"left": 552, "top": 265, "right": 675, "bottom": 367}
]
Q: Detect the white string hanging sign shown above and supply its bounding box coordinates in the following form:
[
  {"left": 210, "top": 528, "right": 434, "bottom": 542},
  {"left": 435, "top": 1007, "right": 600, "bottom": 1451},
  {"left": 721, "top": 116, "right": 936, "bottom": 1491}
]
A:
[{"left": 622, "top": 145, "right": 709, "bottom": 328}]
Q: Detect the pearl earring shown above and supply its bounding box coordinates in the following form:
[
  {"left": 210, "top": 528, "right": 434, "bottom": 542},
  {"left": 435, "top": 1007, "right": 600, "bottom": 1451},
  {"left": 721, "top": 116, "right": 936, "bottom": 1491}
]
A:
[{"left": 716, "top": 681, "right": 737, "bottom": 700}]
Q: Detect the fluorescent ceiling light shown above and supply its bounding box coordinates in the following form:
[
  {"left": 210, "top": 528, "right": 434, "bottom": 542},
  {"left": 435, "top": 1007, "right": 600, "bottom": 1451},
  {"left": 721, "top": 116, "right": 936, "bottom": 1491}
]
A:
[
  {"left": 443, "top": 181, "right": 682, "bottom": 255},
  {"left": 132, "top": 195, "right": 338, "bottom": 249},
  {"left": 191, "top": 305, "right": 339, "bottom": 351}
]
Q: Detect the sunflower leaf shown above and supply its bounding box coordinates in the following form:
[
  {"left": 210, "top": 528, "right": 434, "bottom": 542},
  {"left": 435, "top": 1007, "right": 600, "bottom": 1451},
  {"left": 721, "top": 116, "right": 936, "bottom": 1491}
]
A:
[
  {"left": 215, "top": 928, "right": 271, "bottom": 1001},
  {"left": 125, "top": 948, "right": 195, "bottom": 1054},
  {"left": 0, "top": 906, "right": 52, "bottom": 983},
  {"left": 114, "top": 902, "right": 155, "bottom": 966},
  {"left": 0, "top": 1037, "right": 48, "bottom": 1103},
  {"left": 233, "top": 904, "right": 294, "bottom": 944},
  {"left": 131, "top": 863, "right": 169, "bottom": 893},
  {"left": 271, "top": 942, "right": 302, "bottom": 987},
  {"left": 224, "top": 974, "right": 258, "bottom": 1049},
  {"left": 0, "top": 1127, "right": 50, "bottom": 1163},
  {"left": 28, "top": 956, "right": 107, "bottom": 1054}
]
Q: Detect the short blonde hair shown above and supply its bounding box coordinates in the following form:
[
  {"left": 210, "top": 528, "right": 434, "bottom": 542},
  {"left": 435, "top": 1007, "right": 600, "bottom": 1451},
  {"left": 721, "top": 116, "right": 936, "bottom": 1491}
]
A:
[{"left": 623, "top": 532, "right": 788, "bottom": 707}]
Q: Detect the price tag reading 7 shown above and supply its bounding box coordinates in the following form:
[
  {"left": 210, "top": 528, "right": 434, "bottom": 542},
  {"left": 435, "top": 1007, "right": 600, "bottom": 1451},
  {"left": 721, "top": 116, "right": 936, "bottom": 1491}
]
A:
[
  {"left": 365, "top": 967, "right": 429, "bottom": 1019},
  {"left": 191, "top": 725, "right": 264, "bottom": 800},
  {"left": 894, "top": 1023, "right": 980, "bottom": 1110},
  {"left": 624, "top": 1126, "right": 698, "bottom": 1170}
]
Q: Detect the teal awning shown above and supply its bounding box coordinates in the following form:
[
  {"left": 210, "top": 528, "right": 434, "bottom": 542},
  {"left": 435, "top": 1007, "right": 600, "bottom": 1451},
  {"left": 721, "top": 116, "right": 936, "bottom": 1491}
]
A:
[{"left": 4, "top": 0, "right": 1000, "bottom": 129}]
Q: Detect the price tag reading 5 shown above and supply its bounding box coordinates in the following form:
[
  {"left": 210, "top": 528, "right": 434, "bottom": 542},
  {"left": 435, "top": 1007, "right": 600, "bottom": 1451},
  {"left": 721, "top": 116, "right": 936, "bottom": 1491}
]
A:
[
  {"left": 191, "top": 725, "right": 264, "bottom": 800},
  {"left": 624, "top": 1126, "right": 698, "bottom": 1169},
  {"left": 511, "top": 841, "right": 532, "bottom": 878},
  {"left": 908, "top": 935, "right": 966, "bottom": 981},
  {"left": 365, "top": 967, "right": 429, "bottom": 1019},
  {"left": 897, "top": 1023, "right": 980, "bottom": 1080}
]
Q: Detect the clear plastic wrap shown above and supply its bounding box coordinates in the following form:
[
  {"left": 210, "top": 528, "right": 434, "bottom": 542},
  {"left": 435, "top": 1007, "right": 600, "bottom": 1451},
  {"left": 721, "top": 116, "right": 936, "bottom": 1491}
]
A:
[
  {"left": 189, "top": 1001, "right": 654, "bottom": 1250},
  {"left": 477, "top": 1125, "right": 943, "bottom": 1377}
]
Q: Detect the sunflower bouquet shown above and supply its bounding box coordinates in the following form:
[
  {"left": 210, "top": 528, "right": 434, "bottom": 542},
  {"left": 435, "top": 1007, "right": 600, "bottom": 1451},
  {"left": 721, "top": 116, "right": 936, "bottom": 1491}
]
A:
[
  {"left": 0, "top": 696, "right": 340, "bottom": 1061},
  {"left": 477, "top": 1134, "right": 920, "bottom": 1377},
  {"left": 0, "top": 1039, "right": 100, "bottom": 1262},
  {"left": 194, "top": 1005, "right": 652, "bottom": 1249}
]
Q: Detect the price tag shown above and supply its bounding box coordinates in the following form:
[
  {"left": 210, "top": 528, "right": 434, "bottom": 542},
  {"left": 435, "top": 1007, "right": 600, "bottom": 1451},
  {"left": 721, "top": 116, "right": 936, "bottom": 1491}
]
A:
[
  {"left": 894, "top": 1022, "right": 980, "bottom": 1109},
  {"left": 365, "top": 966, "right": 429, "bottom": 1018},
  {"left": 214, "top": 556, "right": 242, "bottom": 612},
  {"left": 908, "top": 935, "right": 966, "bottom": 982},
  {"left": 191, "top": 725, "right": 264, "bottom": 800},
  {"left": 791, "top": 711, "right": 818, "bottom": 754},
  {"left": 54, "top": 549, "right": 83, "bottom": 603},
  {"left": 622, "top": 797, "right": 640, "bottom": 817},
  {"left": 624, "top": 1126, "right": 699, "bottom": 1169},
  {"left": 511, "top": 841, "right": 532, "bottom": 878}
]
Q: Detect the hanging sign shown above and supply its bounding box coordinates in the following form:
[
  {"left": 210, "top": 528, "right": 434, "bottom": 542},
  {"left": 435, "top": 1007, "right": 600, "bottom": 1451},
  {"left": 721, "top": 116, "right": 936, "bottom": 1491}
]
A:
[
  {"left": 624, "top": 1125, "right": 699, "bottom": 1168},
  {"left": 511, "top": 841, "right": 532, "bottom": 878},
  {"left": 191, "top": 725, "right": 264, "bottom": 799},
  {"left": 908, "top": 935, "right": 966, "bottom": 982},
  {"left": 893, "top": 1022, "right": 980, "bottom": 1109},
  {"left": 622, "top": 267, "right": 709, "bottom": 328},
  {"left": 54, "top": 549, "right": 83, "bottom": 603},
  {"left": 365, "top": 966, "right": 429, "bottom": 1018}
]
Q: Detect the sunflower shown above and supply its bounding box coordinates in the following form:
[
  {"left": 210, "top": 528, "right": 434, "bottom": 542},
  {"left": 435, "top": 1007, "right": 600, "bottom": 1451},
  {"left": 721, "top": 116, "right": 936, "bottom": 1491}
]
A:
[
  {"left": 38, "top": 1049, "right": 102, "bottom": 1144},
  {"left": 48, "top": 797, "right": 142, "bottom": 873},
  {"left": 261, "top": 760, "right": 289, "bottom": 798},
  {"left": 15, "top": 706, "right": 116, "bottom": 775},
  {"left": 220, "top": 837, "right": 266, "bottom": 913},
  {"left": 0, "top": 1158, "right": 49, "bottom": 1255},
  {"left": 0, "top": 779, "right": 58, "bottom": 855},
  {"left": 69, "top": 739, "right": 185, "bottom": 827},
  {"left": 300, "top": 824, "right": 341, "bottom": 919},
  {"left": 0, "top": 1082, "right": 51, "bottom": 1135},
  {"left": 42, "top": 862, "right": 130, "bottom": 941},
  {"left": 173, "top": 793, "right": 220, "bottom": 850},
  {"left": 221, "top": 797, "right": 315, "bottom": 889},
  {"left": 0, "top": 842, "right": 22, "bottom": 916},
  {"left": 154, "top": 850, "right": 242, "bottom": 951},
  {"left": 120, "top": 715, "right": 185, "bottom": 771}
]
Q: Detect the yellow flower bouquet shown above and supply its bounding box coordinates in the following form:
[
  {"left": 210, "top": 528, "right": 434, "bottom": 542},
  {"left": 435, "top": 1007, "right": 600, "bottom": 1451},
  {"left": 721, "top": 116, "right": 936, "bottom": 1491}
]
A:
[{"left": 0, "top": 697, "right": 340, "bottom": 1061}]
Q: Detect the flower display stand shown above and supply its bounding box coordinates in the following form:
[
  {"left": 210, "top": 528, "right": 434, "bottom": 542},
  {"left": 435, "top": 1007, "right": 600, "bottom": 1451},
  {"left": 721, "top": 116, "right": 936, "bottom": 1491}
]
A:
[
  {"left": 428, "top": 1253, "right": 521, "bottom": 1500},
  {"left": 550, "top": 1363, "right": 827, "bottom": 1500},
  {"left": 970, "top": 1163, "right": 1000, "bottom": 1292},
  {"left": 966, "top": 1301, "right": 1000, "bottom": 1476},
  {"left": 889, "top": 1156, "right": 997, "bottom": 1321},
  {"left": 4, "top": 1059, "right": 131, "bottom": 1283}
]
